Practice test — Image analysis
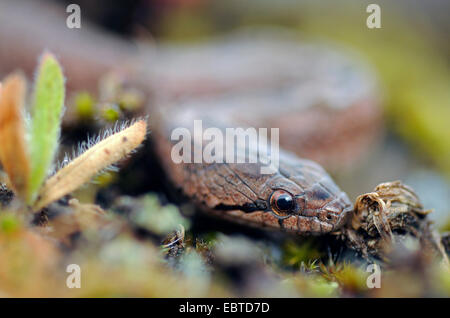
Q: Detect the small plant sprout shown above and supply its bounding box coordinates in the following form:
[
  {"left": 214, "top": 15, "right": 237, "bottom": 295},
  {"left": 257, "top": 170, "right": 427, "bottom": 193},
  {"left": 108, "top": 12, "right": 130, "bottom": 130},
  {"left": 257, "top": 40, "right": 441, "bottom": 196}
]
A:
[
  {"left": 34, "top": 120, "right": 147, "bottom": 211},
  {"left": 28, "top": 52, "right": 65, "bottom": 204},
  {"left": 0, "top": 52, "right": 147, "bottom": 212}
]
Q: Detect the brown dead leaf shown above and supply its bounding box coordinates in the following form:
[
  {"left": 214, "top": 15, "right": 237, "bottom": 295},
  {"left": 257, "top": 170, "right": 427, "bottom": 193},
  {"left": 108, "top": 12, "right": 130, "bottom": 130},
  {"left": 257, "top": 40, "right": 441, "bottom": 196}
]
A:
[{"left": 0, "top": 73, "right": 30, "bottom": 199}]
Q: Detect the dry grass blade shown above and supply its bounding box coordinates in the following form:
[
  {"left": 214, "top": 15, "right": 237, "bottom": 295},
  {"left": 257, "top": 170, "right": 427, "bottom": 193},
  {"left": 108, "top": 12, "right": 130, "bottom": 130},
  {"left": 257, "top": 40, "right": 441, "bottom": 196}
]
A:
[
  {"left": 33, "top": 120, "right": 147, "bottom": 211},
  {"left": 0, "top": 73, "right": 30, "bottom": 199}
]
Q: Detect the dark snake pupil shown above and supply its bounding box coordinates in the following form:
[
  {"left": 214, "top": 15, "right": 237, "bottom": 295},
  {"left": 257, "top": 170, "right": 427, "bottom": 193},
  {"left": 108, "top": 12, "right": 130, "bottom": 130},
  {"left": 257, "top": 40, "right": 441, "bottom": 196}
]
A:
[{"left": 276, "top": 194, "right": 293, "bottom": 211}]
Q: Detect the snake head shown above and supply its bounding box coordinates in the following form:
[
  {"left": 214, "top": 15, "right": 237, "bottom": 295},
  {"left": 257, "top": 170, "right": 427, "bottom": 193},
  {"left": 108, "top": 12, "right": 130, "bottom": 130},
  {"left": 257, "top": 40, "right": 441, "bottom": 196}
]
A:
[
  {"left": 169, "top": 153, "right": 354, "bottom": 235},
  {"left": 268, "top": 185, "right": 353, "bottom": 234},
  {"left": 261, "top": 156, "right": 354, "bottom": 234}
]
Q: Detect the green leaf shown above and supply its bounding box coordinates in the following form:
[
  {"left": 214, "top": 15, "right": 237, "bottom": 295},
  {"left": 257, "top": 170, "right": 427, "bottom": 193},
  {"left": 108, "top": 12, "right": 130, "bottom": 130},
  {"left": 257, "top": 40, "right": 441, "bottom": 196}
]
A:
[{"left": 27, "top": 53, "right": 65, "bottom": 204}]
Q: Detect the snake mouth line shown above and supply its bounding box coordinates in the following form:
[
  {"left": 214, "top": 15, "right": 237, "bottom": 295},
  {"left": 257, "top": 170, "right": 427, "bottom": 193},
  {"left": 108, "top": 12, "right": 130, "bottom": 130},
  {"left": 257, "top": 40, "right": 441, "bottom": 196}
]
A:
[
  {"left": 212, "top": 200, "right": 352, "bottom": 234},
  {"left": 333, "top": 205, "right": 354, "bottom": 230}
]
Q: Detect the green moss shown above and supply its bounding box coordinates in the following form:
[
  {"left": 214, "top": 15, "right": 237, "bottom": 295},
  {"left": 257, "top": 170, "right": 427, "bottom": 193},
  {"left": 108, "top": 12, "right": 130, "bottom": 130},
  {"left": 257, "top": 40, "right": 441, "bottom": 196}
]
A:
[
  {"left": 131, "top": 194, "right": 191, "bottom": 236},
  {"left": 307, "top": 277, "right": 339, "bottom": 297},
  {"left": 433, "top": 265, "right": 450, "bottom": 296},
  {"left": 322, "top": 262, "right": 369, "bottom": 295},
  {"left": 102, "top": 105, "right": 120, "bottom": 122},
  {"left": 283, "top": 274, "right": 339, "bottom": 297},
  {"left": 282, "top": 239, "right": 322, "bottom": 268},
  {"left": 0, "top": 213, "right": 22, "bottom": 235},
  {"left": 74, "top": 91, "right": 95, "bottom": 119}
]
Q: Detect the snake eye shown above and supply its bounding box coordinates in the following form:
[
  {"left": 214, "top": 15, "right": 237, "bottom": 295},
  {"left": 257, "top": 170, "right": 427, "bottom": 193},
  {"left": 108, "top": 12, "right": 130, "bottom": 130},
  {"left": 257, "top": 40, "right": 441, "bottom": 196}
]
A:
[{"left": 270, "top": 190, "right": 295, "bottom": 217}]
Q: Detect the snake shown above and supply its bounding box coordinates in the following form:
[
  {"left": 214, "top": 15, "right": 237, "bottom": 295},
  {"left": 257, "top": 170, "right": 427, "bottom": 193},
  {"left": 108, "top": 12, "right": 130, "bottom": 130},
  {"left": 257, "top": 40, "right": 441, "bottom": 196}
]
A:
[{"left": 0, "top": 1, "right": 382, "bottom": 235}]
